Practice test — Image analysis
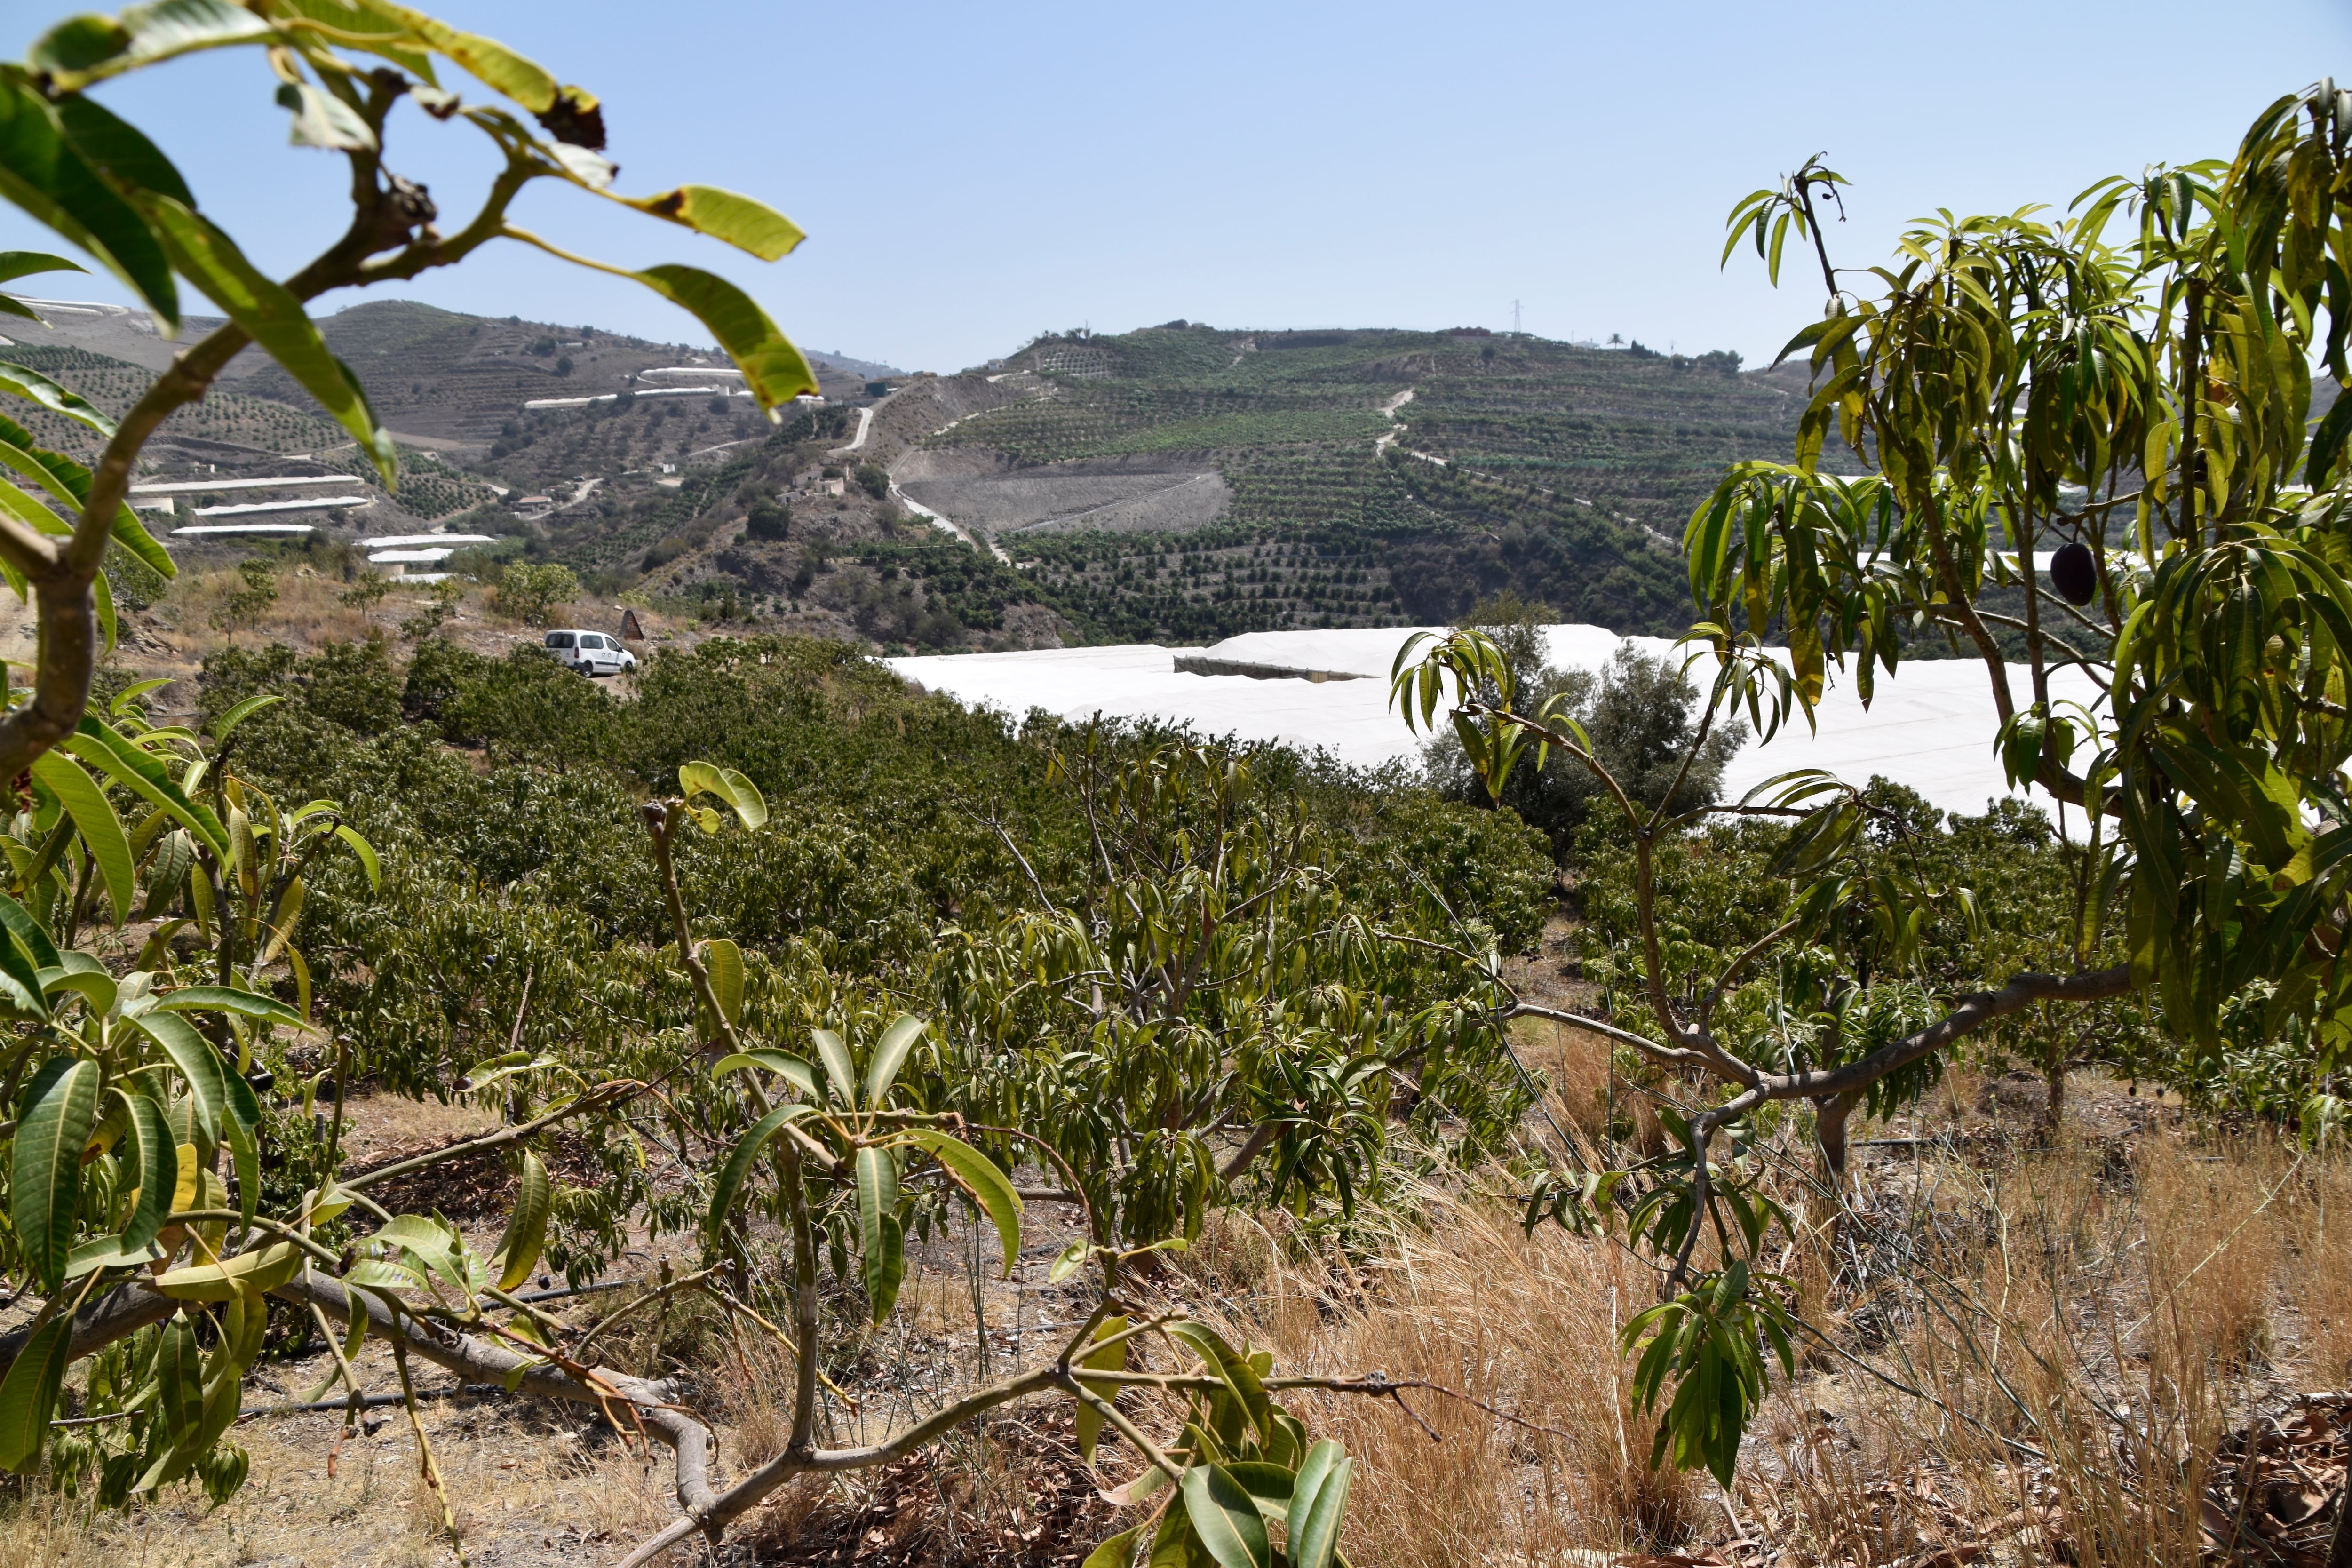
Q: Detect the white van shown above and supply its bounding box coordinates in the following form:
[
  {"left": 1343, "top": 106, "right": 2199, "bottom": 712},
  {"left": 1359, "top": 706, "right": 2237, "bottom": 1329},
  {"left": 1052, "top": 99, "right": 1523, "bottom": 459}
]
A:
[{"left": 544, "top": 629, "right": 637, "bottom": 677}]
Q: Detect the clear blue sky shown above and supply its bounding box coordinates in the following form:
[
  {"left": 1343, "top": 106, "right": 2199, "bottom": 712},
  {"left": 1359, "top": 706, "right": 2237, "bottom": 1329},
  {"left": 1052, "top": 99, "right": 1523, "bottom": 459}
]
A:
[{"left": 8, "top": 0, "right": 2349, "bottom": 373}]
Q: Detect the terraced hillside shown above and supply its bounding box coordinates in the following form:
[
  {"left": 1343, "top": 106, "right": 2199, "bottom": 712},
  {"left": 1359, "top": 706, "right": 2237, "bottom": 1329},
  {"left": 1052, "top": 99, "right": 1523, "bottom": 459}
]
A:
[{"left": 890, "top": 324, "right": 1833, "bottom": 641}]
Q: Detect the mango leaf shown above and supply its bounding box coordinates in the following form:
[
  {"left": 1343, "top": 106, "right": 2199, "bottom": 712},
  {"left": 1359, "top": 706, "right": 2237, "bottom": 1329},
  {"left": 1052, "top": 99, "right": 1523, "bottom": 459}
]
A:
[
  {"left": 349, "top": 0, "right": 555, "bottom": 109},
  {"left": 222, "top": 1059, "right": 261, "bottom": 1228},
  {"left": 615, "top": 185, "right": 804, "bottom": 261},
  {"left": 1080, "top": 1522, "right": 1145, "bottom": 1568},
  {"left": 0, "top": 358, "right": 117, "bottom": 438},
  {"left": 0, "top": 412, "right": 172, "bottom": 580},
  {"left": 709, "top": 1049, "right": 822, "bottom": 1100},
  {"left": 54, "top": 91, "right": 194, "bottom": 206},
  {"left": 155, "top": 983, "right": 307, "bottom": 1030},
  {"left": 154, "top": 1239, "right": 303, "bottom": 1302},
  {"left": 126, "top": 1008, "right": 223, "bottom": 1140},
  {"left": 29, "top": 748, "right": 134, "bottom": 925},
  {"left": 628, "top": 265, "right": 816, "bottom": 422},
  {"left": 210, "top": 692, "right": 283, "bottom": 743},
  {"left": 0, "top": 926, "right": 49, "bottom": 1020},
  {"left": 12, "top": 1057, "right": 98, "bottom": 1290},
  {"left": 0, "top": 891, "right": 55, "bottom": 971},
  {"left": 896, "top": 1129, "right": 1022, "bottom": 1274},
  {"left": 0, "top": 1315, "right": 70, "bottom": 1472},
  {"left": 678, "top": 760, "right": 766, "bottom": 830},
  {"left": 492, "top": 1150, "right": 551, "bottom": 1291},
  {"left": 106, "top": 1087, "right": 174, "bottom": 1253},
  {"left": 0, "top": 249, "right": 83, "bottom": 290},
  {"left": 1287, "top": 1442, "right": 1352, "bottom": 1568},
  {"left": 29, "top": 1, "right": 277, "bottom": 89},
  {"left": 1181, "top": 1463, "right": 1271, "bottom": 1568},
  {"left": 154, "top": 1310, "right": 203, "bottom": 1452},
  {"left": 128, "top": 193, "right": 397, "bottom": 486},
  {"left": 1073, "top": 1314, "right": 1130, "bottom": 1466},
  {"left": 704, "top": 1101, "right": 818, "bottom": 1248},
  {"left": 0, "top": 73, "right": 177, "bottom": 329},
  {"left": 700, "top": 937, "right": 743, "bottom": 1027},
  {"left": 461, "top": 1051, "right": 559, "bottom": 1090},
  {"left": 811, "top": 1027, "right": 857, "bottom": 1108},
  {"left": 863, "top": 1013, "right": 924, "bottom": 1106},
  {"left": 276, "top": 80, "right": 376, "bottom": 152},
  {"left": 856, "top": 1146, "right": 903, "bottom": 1322},
  {"left": 332, "top": 824, "right": 380, "bottom": 891},
  {"left": 66, "top": 719, "right": 229, "bottom": 860},
  {"left": 270, "top": 0, "right": 436, "bottom": 78}
]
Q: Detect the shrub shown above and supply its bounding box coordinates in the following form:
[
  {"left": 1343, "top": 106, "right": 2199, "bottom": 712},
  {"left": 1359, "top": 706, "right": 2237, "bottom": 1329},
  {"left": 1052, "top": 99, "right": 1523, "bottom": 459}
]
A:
[{"left": 494, "top": 561, "right": 580, "bottom": 625}]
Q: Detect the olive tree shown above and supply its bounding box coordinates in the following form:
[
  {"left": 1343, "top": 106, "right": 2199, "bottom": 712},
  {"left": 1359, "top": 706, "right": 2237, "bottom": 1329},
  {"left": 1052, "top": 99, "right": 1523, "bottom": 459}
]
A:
[{"left": 1400, "top": 80, "right": 2352, "bottom": 1486}]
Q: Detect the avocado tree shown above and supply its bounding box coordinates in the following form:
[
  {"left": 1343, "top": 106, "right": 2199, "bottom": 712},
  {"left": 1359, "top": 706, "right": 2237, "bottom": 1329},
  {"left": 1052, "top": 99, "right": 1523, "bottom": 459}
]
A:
[{"left": 1400, "top": 80, "right": 2352, "bottom": 1487}]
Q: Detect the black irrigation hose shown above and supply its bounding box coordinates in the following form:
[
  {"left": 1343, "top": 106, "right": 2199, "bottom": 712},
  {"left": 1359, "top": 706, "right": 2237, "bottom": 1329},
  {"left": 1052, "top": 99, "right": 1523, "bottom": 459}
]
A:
[
  {"left": 513, "top": 1278, "right": 635, "bottom": 1304},
  {"left": 239, "top": 1383, "right": 513, "bottom": 1420}
]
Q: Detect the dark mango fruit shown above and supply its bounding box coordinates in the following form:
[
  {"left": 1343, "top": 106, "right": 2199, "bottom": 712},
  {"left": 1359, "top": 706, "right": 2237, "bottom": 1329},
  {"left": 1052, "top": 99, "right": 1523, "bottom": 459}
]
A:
[{"left": 2049, "top": 541, "right": 2097, "bottom": 606}]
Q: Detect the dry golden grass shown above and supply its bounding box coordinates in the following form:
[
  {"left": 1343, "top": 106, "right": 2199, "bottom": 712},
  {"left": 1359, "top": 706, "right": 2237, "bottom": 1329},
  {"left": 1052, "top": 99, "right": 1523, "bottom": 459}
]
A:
[
  {"left": 0, "top": 1093, "right": 2340, "bottom": 1568},
  {"left": 1178, "top": 1188, "right": 1696, "bottom": 1568},
  {"left": 2288, "top": 1162, "right": 2352, "bottom": 1385},
  {"left": 1510, "top": 1014, "right": 1615, "bottom": 1152}
]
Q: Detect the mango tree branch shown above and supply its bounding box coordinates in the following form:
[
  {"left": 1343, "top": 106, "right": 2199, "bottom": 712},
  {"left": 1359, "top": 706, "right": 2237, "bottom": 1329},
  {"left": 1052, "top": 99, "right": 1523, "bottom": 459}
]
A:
[
  {"left": 340, "top": 1080, "right": 640, "bottom": 1191},
  {"left": 1754, "top": 964, "right": 2133, "bottom": 1103}
]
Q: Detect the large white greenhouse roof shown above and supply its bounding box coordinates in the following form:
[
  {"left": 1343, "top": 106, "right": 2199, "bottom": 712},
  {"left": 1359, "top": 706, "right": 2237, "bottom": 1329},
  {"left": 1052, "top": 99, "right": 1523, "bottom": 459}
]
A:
[{"left": 887, "top": 626, "right": 2103, "bottom": 823}]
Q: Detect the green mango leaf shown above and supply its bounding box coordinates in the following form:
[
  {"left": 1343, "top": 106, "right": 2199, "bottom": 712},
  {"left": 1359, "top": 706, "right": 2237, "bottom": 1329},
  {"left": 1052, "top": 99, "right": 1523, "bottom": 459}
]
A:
[
  {"left": 210, "top": 692, "right": 283, "bottom": 743},
  {"left": 350, "top": 0, "right": 554, "bottom": 109},
  {"left": 627, "top": 265, "right": 816, "bottom": 422},
  {"left": 126, "top": 1008, "right": 224, "bottom": 1140},
  {"left": 615, "top": 185, "right": 804, "bottom": 261},
  {"left": 0, "top": 892, "right": 56, "bottom": 972},
  {"left": 811, "top": 1027, "right": 857, "bottom": 1108},
  {"left": 0, "top": 250, "right": 85, "bottom": 287},
  {"left": 270, "top": 0, "right": 435, "bottom": 78},
  {"left": 65, "top": 719, "right": 229, "bottom": 861},
  {"left": 704, "top": 1101, "right": 818, "bottom": 1249},
  {"left": 332, "top": 824, "right": 381, "bottom": 891},
  {"left": 677, "top": 760, "right": 767, "bottom": 830},
  {"left": 856, "top": 1146, "right": 902, "bottom": 1323},
  {"left": 12, "top": 1056, "right": 99, "bottom": 1292},
  {"left": 863, "top": 1012, "right": 924, "bottom": 1106},
  {"left": 709, "top": 1049, "right": 822, "bottom": 1100},
  {"left": 0, "top": 358, "right": 117, "bottom": 438},
  {"left": 155, "top": 1313, "right": 203, "bottom": 1451},
  {"left": 0, "top": 412, "right": 172, "bottom": 581},
  {"left": 701, "top": 937, "right": 743, "bottom": 1027},
  {"left": 0, "top": 73, "right": 178, "bottom": 329},
  {"left": 1181, "top": 1463, "right": 1271, "bottom": 1568},
  {"left": 107, "top": 1087, "right": 176, "bottom": 1255},
  {"left": 492, "top": 1149, "right": 552, "bottom": 1291},
  {"left": 222, "top": 1058, "right": 261, "bottom": 1229},
  {"left": 0, "top": 920, "right": 51, "bottom": 1020},
  {"left": 0, "top": 1315, "right": 70, "bottom": 1472},
  {"left": 1288, "top": 1445, "right": 1352, "bottom": 1568},
  {"left": 1073, "top": 1314, "right": 1129, "bottom": 1466},
  {"left": 154, "top": 983, "right": 307, "bottom": 1030},
  {"left": 895, "top": 1129, "right": 1022, "bottom": 1275},
  {"left": 1080, "top": 1522, "right": 1145, "bottom": 1568},
  {"left": 30, "top": 1, "right": 277, "bottom": 88},
  {"left": 29, "top": 748, "right": 135, "bottom": 925},
  {"left": 54, "top": 92, "right": 195, "bottom": 207},
  {"left": 128, "top": 193, "right": 397, "bottom": 485}
]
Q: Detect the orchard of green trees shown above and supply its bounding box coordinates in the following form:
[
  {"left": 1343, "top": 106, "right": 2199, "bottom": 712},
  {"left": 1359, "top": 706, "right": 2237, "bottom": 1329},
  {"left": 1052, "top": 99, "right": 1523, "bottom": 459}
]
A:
[{"left": 0, "top": 3, "right": 2349, "bottom": 1564}]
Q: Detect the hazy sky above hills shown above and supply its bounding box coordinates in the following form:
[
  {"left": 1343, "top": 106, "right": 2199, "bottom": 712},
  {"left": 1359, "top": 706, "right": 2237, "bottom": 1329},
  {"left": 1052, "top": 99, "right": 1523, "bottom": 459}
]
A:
[{"left": 6, "top": 0, "right": 2349, "bottom": 374}]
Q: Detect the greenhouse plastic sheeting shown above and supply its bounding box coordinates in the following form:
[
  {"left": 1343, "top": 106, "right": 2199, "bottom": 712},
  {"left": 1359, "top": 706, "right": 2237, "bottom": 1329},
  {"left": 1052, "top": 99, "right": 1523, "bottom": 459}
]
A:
[{"left": 886, "top": 626, "right": 2102, "bottom": 824}]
